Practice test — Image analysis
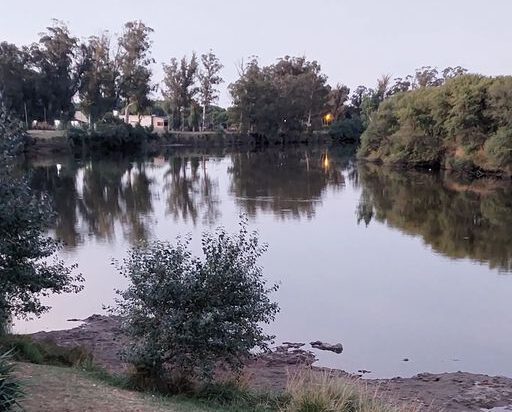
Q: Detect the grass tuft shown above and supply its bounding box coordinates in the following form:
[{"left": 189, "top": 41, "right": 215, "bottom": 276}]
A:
[
  {"left": 284, "top": 369, "right": 419, "bottom": 412},
  {"left": 0, "top": 335, "right": 92, "bottom": 368}
]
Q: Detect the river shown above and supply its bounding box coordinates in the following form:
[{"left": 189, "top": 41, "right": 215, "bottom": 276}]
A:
[{"left": 16, "top": 146, "right": 512, "bottom": 379}]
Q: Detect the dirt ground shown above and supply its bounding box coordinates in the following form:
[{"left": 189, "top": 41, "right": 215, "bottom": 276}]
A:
[
  {"left": 29, "top": 315, "right": 512, "bottom": 411},
  {"left": 16, "top": 362, "right": 211, "bottom": 412}
]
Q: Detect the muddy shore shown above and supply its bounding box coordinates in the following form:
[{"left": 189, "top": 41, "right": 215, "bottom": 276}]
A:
[{"left": 29, "top": 315, "right": 512, "bottom": 411}]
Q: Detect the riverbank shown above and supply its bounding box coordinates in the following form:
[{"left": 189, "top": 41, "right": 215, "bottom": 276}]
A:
[
  {"left": 26, "top": 129, "right": 337, "bottom": 157},
  {"left": 25, "top": 315, "right": 512, "bottom": 411}
]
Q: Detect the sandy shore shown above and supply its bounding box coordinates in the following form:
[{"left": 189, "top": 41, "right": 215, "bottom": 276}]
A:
[{"left": 29, "top": 315, "right": 512, "bottom": 411}]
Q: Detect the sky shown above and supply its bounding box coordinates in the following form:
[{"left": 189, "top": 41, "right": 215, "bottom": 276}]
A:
[{"left": 1, "top": 0, "right": 511, "bottom": 107}]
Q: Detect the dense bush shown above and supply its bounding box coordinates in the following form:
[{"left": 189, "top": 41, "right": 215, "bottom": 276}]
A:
[
  {"left": 114, "top": 221, "right": 279, "bottom": 391},
  {"left": 328, "top": 117, "right": 363, "bottom": 143},
  {"left": 68, "top": 120, "right": 156, "bottom": 151},
  {"left": 0, "top": 351, "right": 23, "bottom": 411},
  {"left": 358, "top": 75, "right": 512, "bottom": 175}
]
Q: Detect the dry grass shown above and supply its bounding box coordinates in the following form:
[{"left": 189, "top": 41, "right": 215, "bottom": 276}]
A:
[{"left": 283, "top": 369, "right": 420, "bottom": 412}]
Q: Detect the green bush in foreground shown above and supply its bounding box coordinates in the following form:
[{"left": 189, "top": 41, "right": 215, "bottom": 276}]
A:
[
  {"left": 0, "top": 351, "right": 23, "bottom": 411},
  {"left": 114, "top": 220, "right": 279, "bottom": 392}
]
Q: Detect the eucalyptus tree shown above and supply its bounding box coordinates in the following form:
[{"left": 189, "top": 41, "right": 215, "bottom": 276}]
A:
[
  {"left": 79, "top": 33, "right": 117, "bottom": 125},
  {"left": 0, "top": 42, "right": 34, "bottom": 123},
  {"left": 162, "top": 54, "right": 199, "bottom": 130},
  {"left": 30, "top": 20, "right": 87, "bottom": 124},
  {"left": 116, "top": 21, "right": 154, "bottom": 119},
  {"left": 198, "top": 50, "right": 223, "bottom": 131},
  {"left": 327, "top": 84, "right": 350, "bottom": 121}
]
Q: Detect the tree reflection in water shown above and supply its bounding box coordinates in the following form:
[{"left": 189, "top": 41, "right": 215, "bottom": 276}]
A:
[
  {"left": 355, "top": 165, "right": 512, "bottom": 272},
  {"left": 163, "top": 155, "right": 221, "bottom": 225},
  {"left": 30, "top": 148, "right": 512, "bottom": 272},
  {"left": 30, "top": 157, "right": 155, "bottom": 247},
  {"left": 228, "top": 148, "right": 348, "bottom": 219}
]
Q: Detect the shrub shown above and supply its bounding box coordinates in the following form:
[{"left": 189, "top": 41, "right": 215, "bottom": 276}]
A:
[
  {"left": 485, "top": 126, "right": 512, "bottom": 169},
  {"left": 328, "top": 117, "right": 363, "bottom": 143},
  {"left": 358, "top": 74, "right": 512, "bottom": 175},
  {"left": 0, "top": 351, "right": 23, "bottom": 411},
  {"left": 68, "top": 122, "right": 155, "bottom": 152},
  {"left": 114, "top": 220, "right": 280, "bottom": 391}
]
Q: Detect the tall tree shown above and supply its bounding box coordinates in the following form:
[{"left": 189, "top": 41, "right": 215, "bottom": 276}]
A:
[
  {"left": 79, "top": 33, "right": 117, "bottom": 125},
  {"left": 116, "top": 21, "right": 154, "bottom": 120},
  {"left": 30, "top": 20, "right": 86, "bottom": 124},
  {"left": 229, "top": 56, "right": 330, "bottom": 137},
  {"left": 162, "top": 54, "right": 198, "bottom": 131},
  {"left": 327, "top": 83, "right": 350, "bottom": 120},
  {"left": 0, "top": 43, "right": 34, "bottom": 124},
  {"left": 198, "top": 50, "right": 223, "bottom": 131}
]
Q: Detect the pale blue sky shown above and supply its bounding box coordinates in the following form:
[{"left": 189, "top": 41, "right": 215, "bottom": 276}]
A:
[{"left": 1, "top": 0, "right": 511, "bottom": 106}]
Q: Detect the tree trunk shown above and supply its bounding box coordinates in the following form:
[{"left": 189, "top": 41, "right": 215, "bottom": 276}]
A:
[{"left": 202, "top": 104, "right": 206, "bottom": 132}]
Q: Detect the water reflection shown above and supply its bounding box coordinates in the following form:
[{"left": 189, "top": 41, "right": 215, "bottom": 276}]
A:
[
  {"left": 228, "top": 148, "right": 347, "bottom": 219},
  {"left": 31, "top": 158, "right": 155, "bottom": 247},
  {"left": 356, "top": 165, "right": 512, "bottom": 272},
  {"left": 164, "top": 156, "right": 221, "bottom": 225},
  {"left": 28, "top": 150, "right": 512, "bottom": 273}
]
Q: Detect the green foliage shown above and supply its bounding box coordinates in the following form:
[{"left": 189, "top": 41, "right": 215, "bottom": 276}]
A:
[
  {"left": 358, "top": 75, "right": 512, "bottom": 175},
  {"left": 199, "top": 51, "right": 224, "bottom": 131},
  {"left": 78, "top": 33, "right": 117, "bottom": 124},
  {"left": 114, "top": 220, "right": 279, "bottom": 390},
  {"left": 68, "top": 121, "right": 155, "bottom": 151},
  {"left": 0, "top": 107, "right": 31, "bottom": 155},
  {"left": 229, "top": 56, "right": 330, "bottom": 138},
  {"left": 162, "top": 54, "right": 199, "bottom": 131},
  {"left": 485, "top": 126, "right": 512, "bottom": 168},
  {"left": 193, "top": 381, "right": 287, "bottom": 412},
  {"left": 0, "top": 335, "right": 91, "bottom": 368},
  {"left": 0, "top": 108, "right": 82, "bottom": 327},
  {"left": 0, "top": 351, "right": 23, "bottom": 411},
  {"left": 328, "top": 117, "right": 363, "bottom": 143},
  {"left": 117, "top": 21, "right": 155, "bottom": 115}
]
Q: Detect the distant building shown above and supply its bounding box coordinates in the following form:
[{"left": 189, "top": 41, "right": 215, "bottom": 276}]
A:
[
  {"left": 71, "top": 111, "right": 89, "bottom": 127},
  {"left": 123, "top": 114, "right": 169, "bottom": 133}
]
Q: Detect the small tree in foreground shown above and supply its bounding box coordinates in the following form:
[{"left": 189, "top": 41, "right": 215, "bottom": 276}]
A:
[
  {"left": 114, "top": 221, "right": 279, "bottom": 390},
  {"left": 0, "top": 106, "right": 83, "bottom": 329}
]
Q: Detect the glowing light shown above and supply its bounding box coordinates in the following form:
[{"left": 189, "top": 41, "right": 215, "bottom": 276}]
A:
[
  {"left": 323, "top": 153, "right": 330, "bottom": 170},
  {"left": 324, "top": 113, "right": 334, "bottom": 124}
]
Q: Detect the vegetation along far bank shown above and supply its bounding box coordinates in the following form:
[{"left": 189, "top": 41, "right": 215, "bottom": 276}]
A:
[{"left": 358, "top": 74, "right": 512, "bottom": 177}]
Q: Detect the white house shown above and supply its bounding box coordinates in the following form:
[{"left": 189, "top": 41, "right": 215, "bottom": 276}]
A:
[{"left": 123, "top": 114, "right": 168, "bottom": 133}]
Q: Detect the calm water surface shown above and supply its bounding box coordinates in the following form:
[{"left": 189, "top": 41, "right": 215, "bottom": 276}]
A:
[{"left": 17, "top": 147, "right": 512, "bottom": 379}]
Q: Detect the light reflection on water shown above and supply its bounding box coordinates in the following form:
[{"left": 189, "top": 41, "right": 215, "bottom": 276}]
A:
[{"left": 17, "top": 147, "right": 512, "bottom": 379}]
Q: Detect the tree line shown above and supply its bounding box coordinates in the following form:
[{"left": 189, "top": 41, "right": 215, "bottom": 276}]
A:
[
  {"left": 1, "top": 20, "right": 471, "bottom": 140},
  {"left": 0, "top": 20, "right": 224, "bottom": 132},
  {"left": 358, "top": 74, "right": 512, "bottom": 175}
]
